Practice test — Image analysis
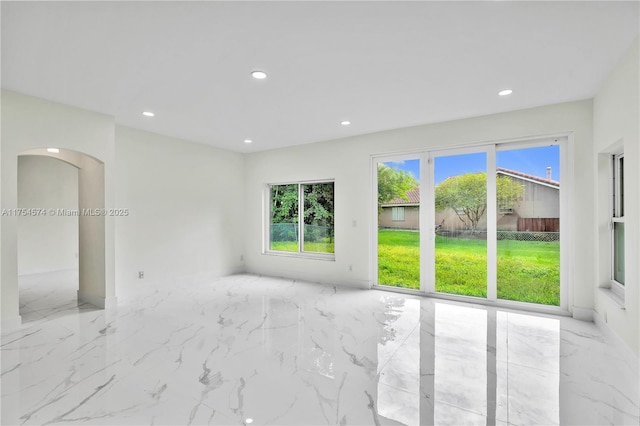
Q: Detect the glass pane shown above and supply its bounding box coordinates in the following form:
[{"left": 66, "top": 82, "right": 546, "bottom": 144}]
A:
[
  {"left": 496, "top": 145, "right": 560, "bottom": 305},
  {"left": 434, "top": 152, "right": 487, "bottom": 297},
  {"left": 302, "top": 182, "right": 334, "bottom": 253},
  {"left": 614, "top": 222, "right": 625, "bottom": 285},
  {"left": 377, "top": 159, "right": 420, "bottom": 289},
  {"left": 618, "top": 156, "right": 624, "bottom": 217},
  {"left": 270, "top": 184, "right": 299, "bottom": 252}
]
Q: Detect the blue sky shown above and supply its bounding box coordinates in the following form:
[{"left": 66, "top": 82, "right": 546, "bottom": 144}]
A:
[{"left": 385, "top": 145, "right": 560, "bottom": 185}]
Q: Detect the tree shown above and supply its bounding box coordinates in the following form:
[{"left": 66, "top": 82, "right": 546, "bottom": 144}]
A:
[
  {"left": 435, "top": 173, "right": 524, "bottom": 230},
  {"left": 270, "top": 183, "right": 335, "bottom": 242},
  {"left": 304, "top": 183, "right": 334, "bottom": 242},
  {"left": 377, "top": 164, "right": 418, "bottom": 212},
  {"left": 271, "top": 184, "right": 298, "bottom": 224}
]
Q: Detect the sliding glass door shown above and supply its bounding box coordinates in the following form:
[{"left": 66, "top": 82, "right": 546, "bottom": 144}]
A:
[
  {"left": 495, "top": 145, "right": 561, "bottom": 305},
  {"left": 376, "top": 156, "right": 421, "bottom": 290},
  {"left": 433, "top": 151, "right": 488, "bottom": 298},
  {"left": 373, "top": 137, "right": 565, "bottom": 309}
]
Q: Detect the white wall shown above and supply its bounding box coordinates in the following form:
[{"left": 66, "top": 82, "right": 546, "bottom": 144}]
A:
[
  {"left": 114, "top": 126, "right": 245, "bottom": 291},
  {"left": 593, "top": 37, "right": 639, "bottom": 356},
  {"left": 2, "top": 91, "right": 246, "bottom": 330},
  {"left": 244, "top": 100, "right": 595, "bottom": 317},
  {"left": 17, "top": 155, "right": 78, "bottom": 275},
  {"left": 1, "top": 90, "right": 115, "bottom": 328}
]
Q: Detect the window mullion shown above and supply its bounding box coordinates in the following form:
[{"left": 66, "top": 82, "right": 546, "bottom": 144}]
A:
[
  {"left": 486, "top": 146, "right": 497, "bottom": 301},
  {"left": 298, "top": 184, "right": 304, "bottom": 253}
]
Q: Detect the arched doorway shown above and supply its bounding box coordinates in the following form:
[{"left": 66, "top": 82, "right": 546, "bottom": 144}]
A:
[
  {"left": 17, "top": 148, "right": 110, "bottom": 316},
  {"left": 18, "top": 155, "right": 79, "bottom": 321}
]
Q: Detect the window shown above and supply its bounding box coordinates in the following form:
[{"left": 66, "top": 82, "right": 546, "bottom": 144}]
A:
[
  {"left": 611, "top": 153, "right": 624, "bottom": 292},
  {"left": 392, "top": 206, "right": 405, "bottom": 221},
  {"left": 268, "top": 181, "right": 334, "bottom": 256}
]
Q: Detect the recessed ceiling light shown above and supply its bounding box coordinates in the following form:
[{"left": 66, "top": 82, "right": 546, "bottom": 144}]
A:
[
  {"left": 498, "top": 89, "right": 513, "bottom": 96},
  {"left": 47, "top": 148, "right": 59, "bottom": 153},
  {"left": 340, "top": 120, "right": 351, "bottom": 126},
  {"left": 245, "top": 419, "right": 254, "bottom": 424},
  {"left": 244, "top": 139, "right": 253, "bottom": 144},
  {"left": 251, "top": 70, "right": 267, "bottom": 80},
  {"left": 142, "top": 111, "right": 155, "bottom": 117}
]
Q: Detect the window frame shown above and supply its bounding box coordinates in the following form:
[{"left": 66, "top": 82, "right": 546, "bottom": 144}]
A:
[
  {"left": 370, "top": 134, "right": 571, "bottom": 314},
  {"left": 610, "top": 153, "right": 624, "bottom": 297},
  {"left": 264, "top": 179, "right": 335, "bottom": 260}
]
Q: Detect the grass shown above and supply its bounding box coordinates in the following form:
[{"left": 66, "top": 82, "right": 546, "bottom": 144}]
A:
[
  {"left": 377, "top": 230, "right": 420, "bottom": 288},
  {"left": 496, "top": 239, "right": 560, "bottom": 305},
  {"left": 434, "top": 236, "right": 488, "bottom": 298},
  {"left": 270, "top": 240, "right": 335, "bottom": 254},
  {"left": 378, "top": 229, "right": 560, "bottom": 306}
]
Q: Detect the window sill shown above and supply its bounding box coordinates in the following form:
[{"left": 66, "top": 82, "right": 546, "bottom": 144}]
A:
[
  {"left": 598, "top": 287, "right": 626, "bottom": 309},
  {"left": 263, "top": 250, "right": 335, "bottom": 261}
]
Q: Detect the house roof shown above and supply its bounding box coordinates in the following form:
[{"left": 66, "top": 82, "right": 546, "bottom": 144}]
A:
[
  {"left": 381, "top": 168, "right": 559, "bottom": 206},
  {"left": 382, "top": 187, "right": 420, "bottom": 206},
  {"left": 496, "top": 167, "right": 560, "bottom": 188}
]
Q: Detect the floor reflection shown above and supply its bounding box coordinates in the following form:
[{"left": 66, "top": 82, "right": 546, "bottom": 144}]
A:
[
  {"left": 377, "top": 297, "right": 420, "bottom": 425},
  {"left": 434, "top": 304, "right": 489, "bottom": 424},
  {"left": 2, "top": 274, "right": 637, "bottom": 425},
  {"left": 496, "top": 311, "right": 560, "bottom": 425},
  {"left": 375, "top": 298, "right": 566, "bottom": 426}
]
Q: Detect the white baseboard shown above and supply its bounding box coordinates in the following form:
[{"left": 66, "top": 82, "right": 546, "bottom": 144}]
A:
[
  {"left": 244, "top": 268, "right": 370, "bottom": 290},
  {"left": 104, "top": 296, "right": 117, "bottom": 310},
  {"left": 77, "top": 290, "right": 117, "bottom": 310},
  {"left": 593, "top": 310, "right": 640, "bottom": 364},
  {"left": 571, "top": 305, "right": 594, "bottom": 321},
  {"left": 1, "top": 316, "right": 22, "bottom": 334},
  {"left": 18, "top": 268, "right": 77, "bottom": 277}
]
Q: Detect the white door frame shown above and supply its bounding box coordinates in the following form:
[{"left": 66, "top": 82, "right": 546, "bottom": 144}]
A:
[{"left": 371, "top": 133, "right": 572, "bottom": 314}]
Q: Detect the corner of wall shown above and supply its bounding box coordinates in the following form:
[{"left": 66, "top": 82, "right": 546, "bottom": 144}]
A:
[
  {"left": 571, "top": 306, "right": 594, "bottom": 322},
  {"left": 592, "top": 35, "right": 640, "bottom": 357},
  {"left": 1, "top": 315, "right": 22, "bottom": 334}
]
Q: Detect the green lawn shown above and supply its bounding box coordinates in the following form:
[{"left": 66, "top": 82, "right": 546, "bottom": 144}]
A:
[
  {"left": 270, "top": 240, "right": 335, "bottom": 254},
  {"left": 434, "top": 236, "right": 488, "bottom": 298},
  {"left": 377, "top": 230, "right": 421, "bottom": 288},
  {"left": 378, "top": 229, "right": 560, "bottom": 305}
]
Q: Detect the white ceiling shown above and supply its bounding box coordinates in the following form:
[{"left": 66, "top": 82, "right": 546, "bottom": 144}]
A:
[{"left": 2, "top": 1, "right": 638, "bottom": 153}]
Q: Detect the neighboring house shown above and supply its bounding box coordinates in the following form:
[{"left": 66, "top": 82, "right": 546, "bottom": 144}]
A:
[
  {"left": 379, "top": 168, "right": 560, "bottom": 231},
  {"left": 379, "top": 188, "right": 420, "bottom": 230},
  {"left": 495, "top": 167, "right": 559, "bottom": 232}
]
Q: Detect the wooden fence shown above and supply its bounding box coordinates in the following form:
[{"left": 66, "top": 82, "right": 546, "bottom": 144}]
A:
[{"left": 517, "top": 218, "right": 559, "bottom": 232}]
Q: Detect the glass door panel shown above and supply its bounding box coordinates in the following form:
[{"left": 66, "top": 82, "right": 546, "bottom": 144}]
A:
[
  {"left": 496, "top": 145, "right": 560, "bottom": 305},
  {"left": 377, "top": 158, "right": 420, "bottom": 289},
  {"left": 434, "top": 152, "right": 487, "bottom": 297}
]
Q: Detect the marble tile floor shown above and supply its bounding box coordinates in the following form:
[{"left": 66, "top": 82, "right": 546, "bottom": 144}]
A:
[{"left": 1, "top": 272, "right": 639, "bottom": 425}]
